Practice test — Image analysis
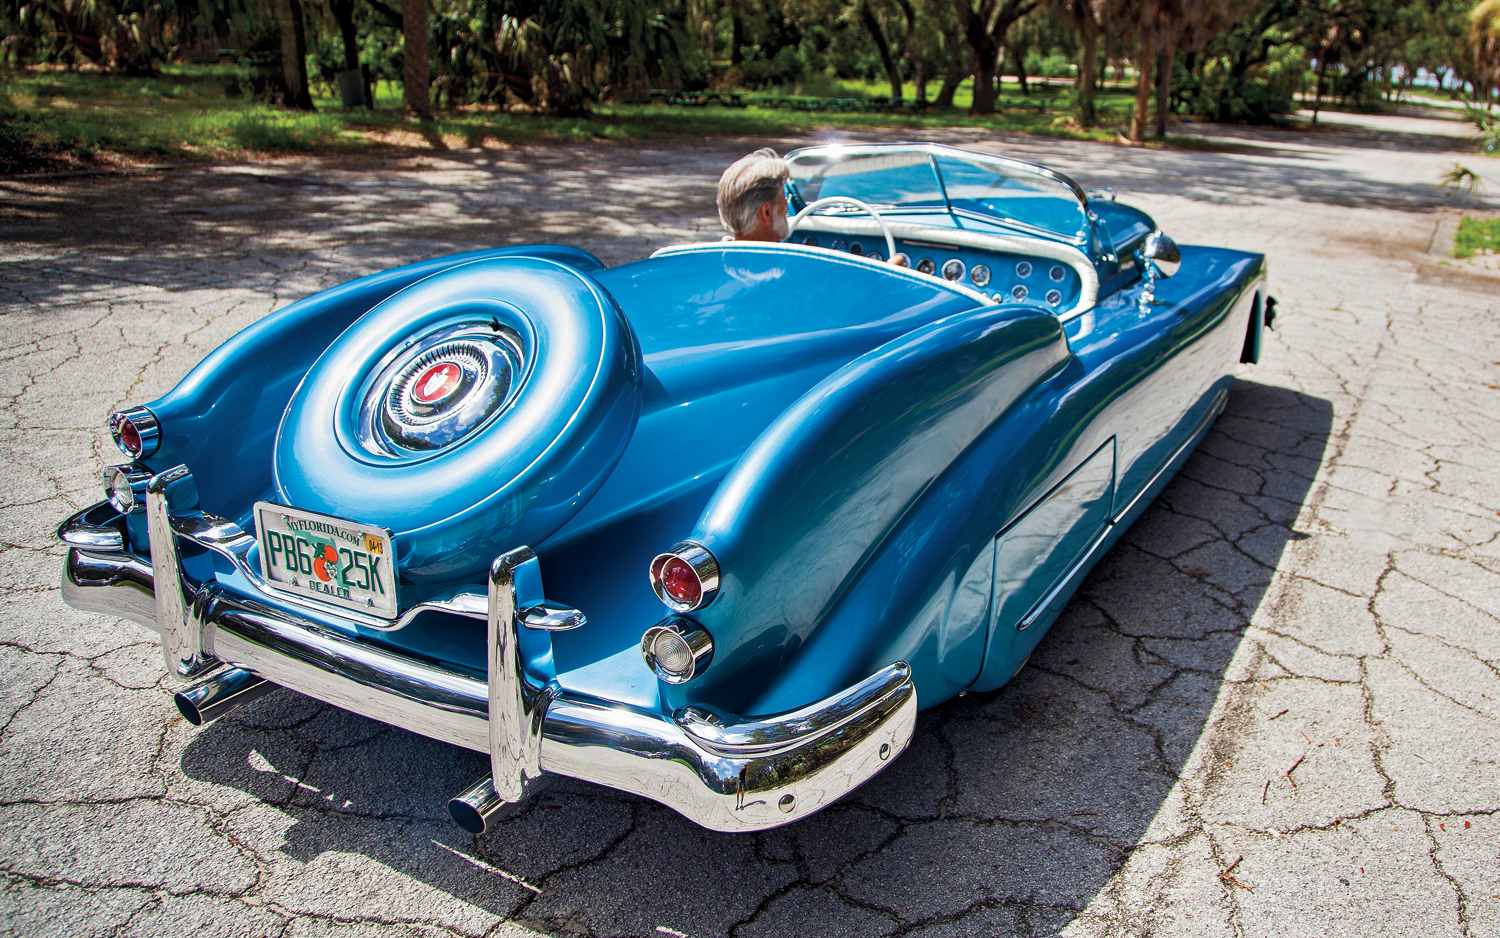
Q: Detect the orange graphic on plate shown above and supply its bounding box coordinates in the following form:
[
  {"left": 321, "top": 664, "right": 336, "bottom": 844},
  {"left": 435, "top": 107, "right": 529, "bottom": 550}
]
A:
[{"left": 312, "top": 544, "right": 339, "bottom": 581}]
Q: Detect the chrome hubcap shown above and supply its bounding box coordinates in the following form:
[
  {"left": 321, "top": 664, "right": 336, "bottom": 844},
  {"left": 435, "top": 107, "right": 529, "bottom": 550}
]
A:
[{"left": 358, "top": 325, "right": 523, "bottom": 455}]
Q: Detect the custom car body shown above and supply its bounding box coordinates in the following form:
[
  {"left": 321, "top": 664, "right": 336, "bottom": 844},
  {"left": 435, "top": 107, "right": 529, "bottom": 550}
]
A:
[{"left": 59, "top": 143, "right": 1271, "bottom": 832}]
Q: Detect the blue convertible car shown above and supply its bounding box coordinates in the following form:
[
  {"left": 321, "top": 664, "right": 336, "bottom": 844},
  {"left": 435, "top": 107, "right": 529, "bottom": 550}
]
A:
[{"left": 59, "top": 143, "right": 1272, "bottom": 832}]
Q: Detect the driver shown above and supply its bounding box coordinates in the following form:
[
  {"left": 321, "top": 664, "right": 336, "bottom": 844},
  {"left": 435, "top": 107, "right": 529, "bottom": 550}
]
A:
[
  {"left": 713, "top": 147, "right": 909, "bottom": 266},
  {"left": 716, "top": 147, "right": 790, "bottom": 242}
]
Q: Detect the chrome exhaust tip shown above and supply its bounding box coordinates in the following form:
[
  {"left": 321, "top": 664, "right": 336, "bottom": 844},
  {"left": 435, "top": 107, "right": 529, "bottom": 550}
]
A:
[
  {"left": 174, "top": 667, "right": 273, "bottom": 725},
  {"left": 449, "top": 776, "right": 506, "bottom": 834},
  {"left": 449, "top": 773, "right": 548, "bottom": 833}
]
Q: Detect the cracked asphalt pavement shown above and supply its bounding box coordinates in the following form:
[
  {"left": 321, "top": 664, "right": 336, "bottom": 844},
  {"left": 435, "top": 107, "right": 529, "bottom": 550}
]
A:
[{"left": 2, "top": 108, "right": 1498, "bottom": 937}]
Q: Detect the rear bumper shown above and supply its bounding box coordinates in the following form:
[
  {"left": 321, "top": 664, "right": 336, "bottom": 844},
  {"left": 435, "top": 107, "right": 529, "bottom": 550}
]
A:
[{"left": 58, "top": 469, "right": 917, "bottom": 832}]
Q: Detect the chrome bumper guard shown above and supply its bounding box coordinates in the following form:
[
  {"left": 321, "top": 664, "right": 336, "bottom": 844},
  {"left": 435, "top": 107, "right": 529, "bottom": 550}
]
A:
[{"left": 58, "top": 466, "right": 918, "bottom": 833}]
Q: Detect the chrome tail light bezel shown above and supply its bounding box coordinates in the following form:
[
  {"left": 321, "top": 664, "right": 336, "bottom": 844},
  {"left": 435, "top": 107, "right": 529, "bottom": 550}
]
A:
[
  {"left": 108, "top": 406, "right": 160, "bottom": 459},
  {"left": 640, "top": 620, "right": 714, "bottom": 685},
  {"left": 648, "top": 540, "right": 720, "bottom": 613},
  {"left": 102, "top": 464, "right": 152, "bottom": 513}
]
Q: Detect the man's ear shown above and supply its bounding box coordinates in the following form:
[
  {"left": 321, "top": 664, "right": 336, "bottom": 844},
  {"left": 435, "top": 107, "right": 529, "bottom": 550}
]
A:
[{"left": 756, "top": 200, "right": 774, "bottom": 229}]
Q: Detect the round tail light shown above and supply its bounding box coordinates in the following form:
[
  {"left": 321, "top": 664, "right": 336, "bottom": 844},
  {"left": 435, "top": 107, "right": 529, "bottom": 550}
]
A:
[
  {"left": 641, "top": 621, "right": 713, "bottom": 684},
  {"left": 648, "top": 542, "right": 720, "bottom": 612},
  {"left": 109, "top": 407, "right": 160, "bottom": 458},
  {"left": 102, "top": 465, "right": 150, "bottom": 513}
]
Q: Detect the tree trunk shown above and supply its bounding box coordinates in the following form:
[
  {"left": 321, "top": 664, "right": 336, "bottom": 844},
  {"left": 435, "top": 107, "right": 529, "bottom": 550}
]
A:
[
  {"left": 935, "top": 50, "right": 966, "bottom": 108},
  {"left": 861, "top": 1, "right": 903, "bottom": 101},
  {"left": 208, "top": 0, "right": 232, "bottom": 51},
  {"left": 58, "top": 9, "right": 104, "bottom": 66},
  {"left": 330, "top": 0, "right": 360, "bottom": 72},
  {"left": 731, "top": 10, "right": 744, "bottom": 66},
  {"left": 959, "top": 0, "right": 996, "bottom": 115},
  {"left": 402, "top": 0, "right": 431, "bottom": 118},
  {"left": 1312, "top": 56, "right": 1327, "bottom": 126},
  {"left": 1014, "top": 37, "right": 1030, "bottom": 95},
  {"left": 1129, "top": 32, "right": 1153, "bottom": 143},
  {"left": 1153, "top": 43, "right": 1171, "bottom": 139},
  {"left": 898, "top": 0, "right": 923, "bottom": 105},
  {"left": 274, "top": 0, "right": 313, "bottom": 110},
  {"left": 972, "top": 55, "right": 997, "bottom": 114},
  {"left": 1076, "top": 13, "right": 1097, "bottom": 127}
]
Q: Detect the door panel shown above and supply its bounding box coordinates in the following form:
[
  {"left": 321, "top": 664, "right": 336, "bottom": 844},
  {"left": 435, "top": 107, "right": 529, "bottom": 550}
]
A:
[{"left": 974, "top": 438, "right": 1115, "bottom": 688}]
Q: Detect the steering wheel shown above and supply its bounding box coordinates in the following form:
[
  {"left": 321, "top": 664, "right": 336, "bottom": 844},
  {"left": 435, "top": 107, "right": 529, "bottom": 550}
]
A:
[{"left": 786, "top": 196, "right": 898, "bottom": 263}]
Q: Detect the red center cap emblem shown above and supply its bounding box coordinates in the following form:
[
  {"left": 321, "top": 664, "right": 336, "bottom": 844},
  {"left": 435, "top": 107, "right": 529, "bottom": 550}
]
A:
[{"left": 411, "top": 361, "right": 463, "bottom": 404}]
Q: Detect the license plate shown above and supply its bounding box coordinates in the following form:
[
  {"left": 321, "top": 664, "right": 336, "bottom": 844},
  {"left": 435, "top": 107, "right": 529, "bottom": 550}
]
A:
[{"left": 253, "top": 501, "right": 398, "bottom": 619}]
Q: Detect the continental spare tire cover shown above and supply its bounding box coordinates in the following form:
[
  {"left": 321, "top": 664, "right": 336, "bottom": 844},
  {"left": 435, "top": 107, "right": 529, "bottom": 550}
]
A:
[{"left": 272, "top": 256, "right": 642, "bottom": 583}]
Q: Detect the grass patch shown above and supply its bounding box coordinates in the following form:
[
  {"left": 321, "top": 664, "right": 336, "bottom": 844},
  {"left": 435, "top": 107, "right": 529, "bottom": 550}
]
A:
[
  {"left": 1453, "top": 215, "right": 1500, "bottom": 259},
  {"left": 1, "top": 65, "right": 1142, "bottom": 172}
]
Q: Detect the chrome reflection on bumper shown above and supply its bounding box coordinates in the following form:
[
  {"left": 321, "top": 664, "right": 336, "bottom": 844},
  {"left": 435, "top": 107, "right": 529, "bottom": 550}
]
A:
[{"left": 58, "top": 470, "right": 918, "bottom": 833}]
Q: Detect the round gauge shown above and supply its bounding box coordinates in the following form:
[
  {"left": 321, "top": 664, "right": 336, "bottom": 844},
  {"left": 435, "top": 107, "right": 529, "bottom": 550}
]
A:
[
  {"left": 849, "top": 242, "right": 864, "bottom": 256},
  {"left": 970, "top": 264, "right": 991, "bottom": 287},
  {"left": 1049, "top": 265, "right": 1066, "bottom": 282},
  {"left": 1016, "top": 261, "right": 1033, "bottom": 279},
  {"left": 916, "top": 257, "right": 936, "bottom": 275},
  {"left": 1011, "top": 284, "right": 1030, "bottom": 301},
  {"left": 830, "top": 239, "right": 846, "bottom": 252},
  {"left": 868, "top": 251, "right": 884, "bottom": 262},
  {"left": 796, "top": 235, "right": 815, "bottom": 245},
  {"left": 991, "top": 292, "right": 1005, "bottom": 303},
  {"left": 941, "top": 259, "right": 966, "bottom": 282},
  {"left": 890, "top": 252, "right": 910, "bottom": 267},
  {"left": 1045, "top": 289, "right": 1063, "bottom": 306}
]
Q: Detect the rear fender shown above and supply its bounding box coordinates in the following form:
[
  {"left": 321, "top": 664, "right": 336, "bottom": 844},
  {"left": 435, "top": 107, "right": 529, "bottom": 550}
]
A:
[{"left": 673, "top": 303, "right": 1070, "bottom": 715}]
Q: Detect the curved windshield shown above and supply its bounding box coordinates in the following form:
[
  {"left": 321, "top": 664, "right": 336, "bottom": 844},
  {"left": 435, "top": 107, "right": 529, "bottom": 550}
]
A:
[{"left": 786, "top": 144, "right": 1089, "bottom": 243}]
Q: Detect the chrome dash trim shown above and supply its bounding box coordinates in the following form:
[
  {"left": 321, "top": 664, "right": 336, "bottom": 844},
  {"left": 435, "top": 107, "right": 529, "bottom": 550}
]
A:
[
  {"left": 766, "top": 218, "right": 1099, "bottom": 317},
  {"left": 649, "top": 240, "right": 995, "bottom": 307}
]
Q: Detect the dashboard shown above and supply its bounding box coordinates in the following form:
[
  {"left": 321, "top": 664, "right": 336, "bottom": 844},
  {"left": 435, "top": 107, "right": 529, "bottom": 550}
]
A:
[{"left": 791, "top": 232, "right": 1084, "bottom": 313}]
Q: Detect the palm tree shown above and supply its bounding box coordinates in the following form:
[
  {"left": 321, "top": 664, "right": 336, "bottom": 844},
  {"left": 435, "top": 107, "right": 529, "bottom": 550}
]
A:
[
  {"left": 403, "top": 0, "right": 432, "bottom": 118},
  {"left": 1473, "top": 0, "right": 1500, "bottom": 108},
  {"left": 1126, "top": 0, "right": 1240, "bottom": 141},
  {"left": 1054, "top": 0, "right": 1103, "bottom": 126}
]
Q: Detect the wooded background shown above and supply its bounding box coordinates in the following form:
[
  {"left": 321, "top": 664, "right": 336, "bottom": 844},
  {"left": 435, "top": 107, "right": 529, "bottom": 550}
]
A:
[{"left": 5, "top": 0, "right": 1500, "bottom": 143}]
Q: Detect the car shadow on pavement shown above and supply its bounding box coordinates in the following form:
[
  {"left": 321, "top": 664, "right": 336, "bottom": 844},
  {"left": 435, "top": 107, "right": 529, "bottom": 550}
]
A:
[{"left": 177, "top": 375, "right": 1333, "bottom": 936}]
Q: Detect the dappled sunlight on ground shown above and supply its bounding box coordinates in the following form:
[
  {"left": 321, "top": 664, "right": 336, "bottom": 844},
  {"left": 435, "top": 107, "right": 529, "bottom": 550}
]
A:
[{"left": 1, "top": 107, "right": 1498, "bottom": 937}]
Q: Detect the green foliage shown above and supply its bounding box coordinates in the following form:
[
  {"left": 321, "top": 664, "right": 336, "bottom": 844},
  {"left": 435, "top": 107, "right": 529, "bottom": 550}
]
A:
[
  {"left": 4, "top": 0, "right": 1495, "bottom": 131},
  {"left": 1175, "top": 0, "right": 1303, "bottom": 124},
  {"left": 1453, "top": 214, "right": 1500, "bottom": 257},
  {"left": 1024, "top": 49, "right": 1075, "bottom": 79},
  {"left": 1464, "top": 105, "right": 1500, "bottom": 153},
  {"left": 0, "top": 65, "right": 1141, "bottom": 171}
]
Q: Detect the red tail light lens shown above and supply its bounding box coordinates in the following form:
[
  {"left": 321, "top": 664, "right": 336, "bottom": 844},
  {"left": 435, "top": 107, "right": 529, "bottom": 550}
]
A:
[
  {"left": 648, "top": 542, "right": 720, "bottom": 613},
  {"left": 116, "top": 418, "right": 142, "bottom": 455},
  {"left": 109, "top": 407, "right": 160, "bottom": 458},
  {"left": 659, "top": 557, "right": 702, "bottom": 606}
]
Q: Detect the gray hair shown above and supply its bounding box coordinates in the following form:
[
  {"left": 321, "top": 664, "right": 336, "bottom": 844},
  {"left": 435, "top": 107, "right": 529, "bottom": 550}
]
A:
[{"left": 716, "top": 147, "right": 790, "bottom": 237}]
